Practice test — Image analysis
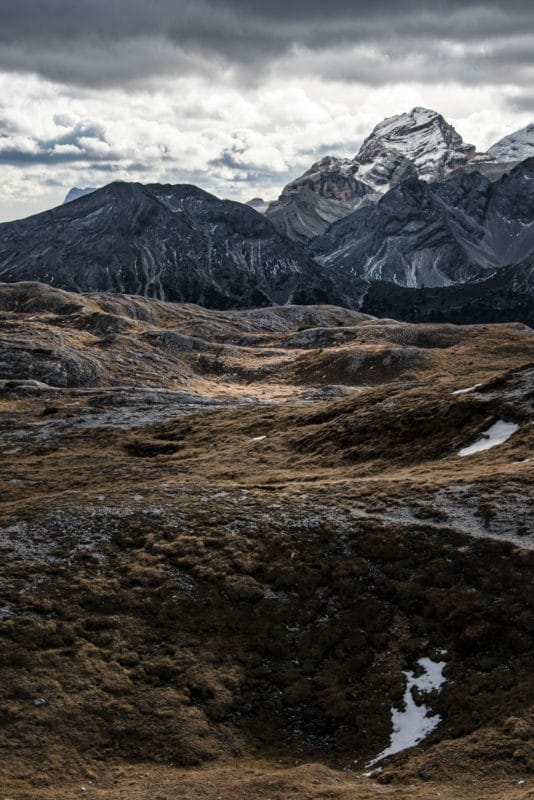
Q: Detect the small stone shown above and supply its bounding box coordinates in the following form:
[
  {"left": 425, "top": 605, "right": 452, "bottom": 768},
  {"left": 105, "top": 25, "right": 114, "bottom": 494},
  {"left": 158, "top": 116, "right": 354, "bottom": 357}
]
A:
[{"left": 32, "top": 698, "right": 46, "bottom": 707}]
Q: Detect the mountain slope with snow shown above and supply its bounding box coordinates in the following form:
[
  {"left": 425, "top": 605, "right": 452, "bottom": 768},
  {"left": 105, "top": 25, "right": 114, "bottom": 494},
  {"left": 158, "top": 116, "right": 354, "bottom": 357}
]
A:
[
  {"left": 266, "top": 107, "right": 485, "bottom": 242},
  {"left": 312, "top": 158, "right": 534, "bottom": 288},
  {"left": 489, "top": 124, "right": 534, "bottom": 162},
  {"left": 358, "top": 106, "right": 478, "bottom": 182}
]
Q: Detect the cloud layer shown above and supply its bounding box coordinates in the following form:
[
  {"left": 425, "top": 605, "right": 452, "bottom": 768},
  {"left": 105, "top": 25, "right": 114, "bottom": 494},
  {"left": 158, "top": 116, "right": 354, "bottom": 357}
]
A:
[{"left": 0, "top": 1, "right": 533, "bottom": 88}]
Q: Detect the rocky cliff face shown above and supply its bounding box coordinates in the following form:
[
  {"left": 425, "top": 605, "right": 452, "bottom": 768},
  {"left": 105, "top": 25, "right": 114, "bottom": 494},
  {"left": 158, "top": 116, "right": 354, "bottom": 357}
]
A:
[
  {"left": 0, "top": 181, "right": 343, "bottom": 309},
  {"left": 266, "top": 107, "right": 485, "bottom": 242},
  {"left": 265, "top": 156, "right": 377, "bottom": 243},
  {"left": 312, "top": 158, "right": 534, "bottom": 288}
]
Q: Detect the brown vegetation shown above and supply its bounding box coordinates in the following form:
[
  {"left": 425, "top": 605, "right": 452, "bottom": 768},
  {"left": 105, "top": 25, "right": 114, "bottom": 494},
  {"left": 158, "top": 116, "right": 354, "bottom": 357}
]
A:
[{"left": 0, "top": 282, "right": 532, "bottom": 798}]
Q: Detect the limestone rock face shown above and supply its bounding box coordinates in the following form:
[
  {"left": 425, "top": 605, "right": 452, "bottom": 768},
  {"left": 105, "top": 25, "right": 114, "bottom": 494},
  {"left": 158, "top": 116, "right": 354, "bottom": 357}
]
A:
[
  {"left": 312, "top": 158, "right": 534, "bottom": 289},
  {"left": 266, "top": 107, "right": 484, "bottom": 242}
]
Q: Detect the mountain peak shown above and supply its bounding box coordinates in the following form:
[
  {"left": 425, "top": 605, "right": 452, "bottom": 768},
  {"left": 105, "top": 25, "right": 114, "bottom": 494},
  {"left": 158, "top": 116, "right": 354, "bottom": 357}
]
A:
[
  {"left": 63, "top": 186, "right": 97, "bottom": 204},
  {"left": 265, "top": 107, "right": 487, "bottom": 242},
  {"left": 0, "top": 179, "right": 335, "bottom": 308},
  {"left": 357, "top": 107, "right": 478, "bottom": 181},
  {"left": 489, "top": 123, "right": 534, "bottom": 162},
  {"left": 375, "top": 106, "right": 442, "bottom": 129}
]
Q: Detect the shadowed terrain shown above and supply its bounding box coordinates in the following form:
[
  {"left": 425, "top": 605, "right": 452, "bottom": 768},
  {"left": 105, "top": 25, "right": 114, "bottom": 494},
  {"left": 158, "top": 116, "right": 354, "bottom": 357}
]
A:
[{"left": 0, "top": 282, "right": 532, "bottom": 799}]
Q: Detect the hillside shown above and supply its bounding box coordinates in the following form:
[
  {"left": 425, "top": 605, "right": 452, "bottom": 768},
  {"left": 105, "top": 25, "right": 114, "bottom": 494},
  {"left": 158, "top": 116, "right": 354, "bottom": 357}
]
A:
[{"left": 0, "top": 282, "right": 532, "bottom": 799}]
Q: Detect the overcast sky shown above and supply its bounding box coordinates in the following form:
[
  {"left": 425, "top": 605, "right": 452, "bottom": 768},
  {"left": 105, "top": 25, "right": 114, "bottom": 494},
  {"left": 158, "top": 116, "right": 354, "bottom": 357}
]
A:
[{"left": 0, "top": 0, "right": 532, "bottom": 221}]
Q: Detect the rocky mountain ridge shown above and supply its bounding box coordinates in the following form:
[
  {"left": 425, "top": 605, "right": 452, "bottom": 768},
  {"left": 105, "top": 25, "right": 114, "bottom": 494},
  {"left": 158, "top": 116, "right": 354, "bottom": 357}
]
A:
[
  {"left": 265, "top": 107, "right": 485, "bottom": 241},
  {"left": 0, "top": 181, "right": 344, "bottom": 309},
  {"left": 265, "top": 108, "right": 534, "bottom": 245},
  {"left": 312, "top": 158, "right": 534, "bottom": 289},
  {"left": 2, "top": 108, "right": 533, "bottom": 325}
]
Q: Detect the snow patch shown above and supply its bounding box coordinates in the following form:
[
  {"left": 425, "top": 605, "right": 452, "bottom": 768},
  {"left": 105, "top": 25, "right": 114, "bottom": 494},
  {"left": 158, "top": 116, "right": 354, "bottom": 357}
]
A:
[
  {"left": 452, "top": 383, "right": 483, "bottom": 395},
  {"left": 367, "top": 656, "right": 447, "bottom": 766},
  {"left": 458, "top": 420, "right": 519, "bottom": 457}
]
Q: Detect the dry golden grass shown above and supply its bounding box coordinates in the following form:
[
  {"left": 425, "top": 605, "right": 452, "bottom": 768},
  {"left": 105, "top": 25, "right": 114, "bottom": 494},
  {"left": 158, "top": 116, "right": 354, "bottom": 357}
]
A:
[{"left": 0, "top": 282, "right": 532, "bottom": 798}]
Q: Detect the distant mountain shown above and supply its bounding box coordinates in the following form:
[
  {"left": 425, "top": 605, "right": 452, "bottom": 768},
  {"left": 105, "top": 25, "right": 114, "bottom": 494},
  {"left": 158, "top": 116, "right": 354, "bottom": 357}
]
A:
[
  {"left": 0, "top": 182, "right": 345, "bottom": 309},
  {"left": 311, "top": 158, "right": 534, "bottom": 288},
  {"left": 63, "top": 187, "right": 98, "bottom": 204},
  {"left": 246, "top": 197, "right": 270, "bottom": 214},
  {"left": 489, "top": 124, "right": 534, "bottom": 162},
  {"left": 266, "top": 108, "right": 487, "bottom": 242}
]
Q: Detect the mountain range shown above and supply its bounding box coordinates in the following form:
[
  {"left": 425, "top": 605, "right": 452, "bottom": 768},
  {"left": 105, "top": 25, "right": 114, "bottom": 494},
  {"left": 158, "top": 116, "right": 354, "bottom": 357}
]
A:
[{"left": 2, "top": 107, "right": 533, "bottom": 325}]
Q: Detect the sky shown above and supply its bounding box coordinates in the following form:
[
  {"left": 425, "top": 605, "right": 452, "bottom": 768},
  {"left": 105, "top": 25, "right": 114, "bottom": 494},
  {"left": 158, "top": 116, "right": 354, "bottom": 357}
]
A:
[{"left": 0, "top": 0, "right": 533, "bottom": 221}]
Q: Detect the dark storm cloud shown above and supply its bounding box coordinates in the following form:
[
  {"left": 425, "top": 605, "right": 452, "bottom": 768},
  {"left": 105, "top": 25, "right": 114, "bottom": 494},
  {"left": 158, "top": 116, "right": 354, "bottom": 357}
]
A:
[
  {"left": 506, "top": 95, "right": 534, "bottom": 113},
  {"left": 285, "top": 37, "right": 534, "bottom": 88},
  {"left": 0, "top": 0, "right": 532, "bottom": 87}
]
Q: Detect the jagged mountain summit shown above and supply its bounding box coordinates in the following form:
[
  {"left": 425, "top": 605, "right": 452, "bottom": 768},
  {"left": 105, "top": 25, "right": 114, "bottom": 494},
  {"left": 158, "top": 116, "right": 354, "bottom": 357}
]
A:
[
  {"left": 357, "top": 106, "right": 479, "bottom": 182},
  {"left": 489, "top": 123, "right": 534, "bottom": 162},
  {"left": 312, "top": 158, "right": 534, "bottom": 288},
  {"left": 63, "top": 186, "right": 98, "bottom": 204},
  {"left": 0, "top": 181, "right": 342, "bottom": 309},
  {"left": 266, "top": 107, "right": 485, "bottom": 242}
]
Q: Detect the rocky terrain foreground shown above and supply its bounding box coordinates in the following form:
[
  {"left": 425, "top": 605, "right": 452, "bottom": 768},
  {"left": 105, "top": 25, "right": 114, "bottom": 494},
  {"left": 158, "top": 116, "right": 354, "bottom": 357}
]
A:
[{"left": 0, "top": 282, "right": 533, "bottom": 799}]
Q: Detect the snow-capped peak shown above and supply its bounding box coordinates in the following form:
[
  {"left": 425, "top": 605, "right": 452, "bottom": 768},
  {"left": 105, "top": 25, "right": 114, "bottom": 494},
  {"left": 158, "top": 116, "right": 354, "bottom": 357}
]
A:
[
  {"left": 371, "top": 106, "right": 443, "bottom": 137},
  {"left": 266, "top": 107, "right": 491, "bottom": 241},
  {"left": 488, "top": 124, "right": 534, "bottom": 162},
  {"left": 357, "top": 107, "right": 478, "bottom": 181}
]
